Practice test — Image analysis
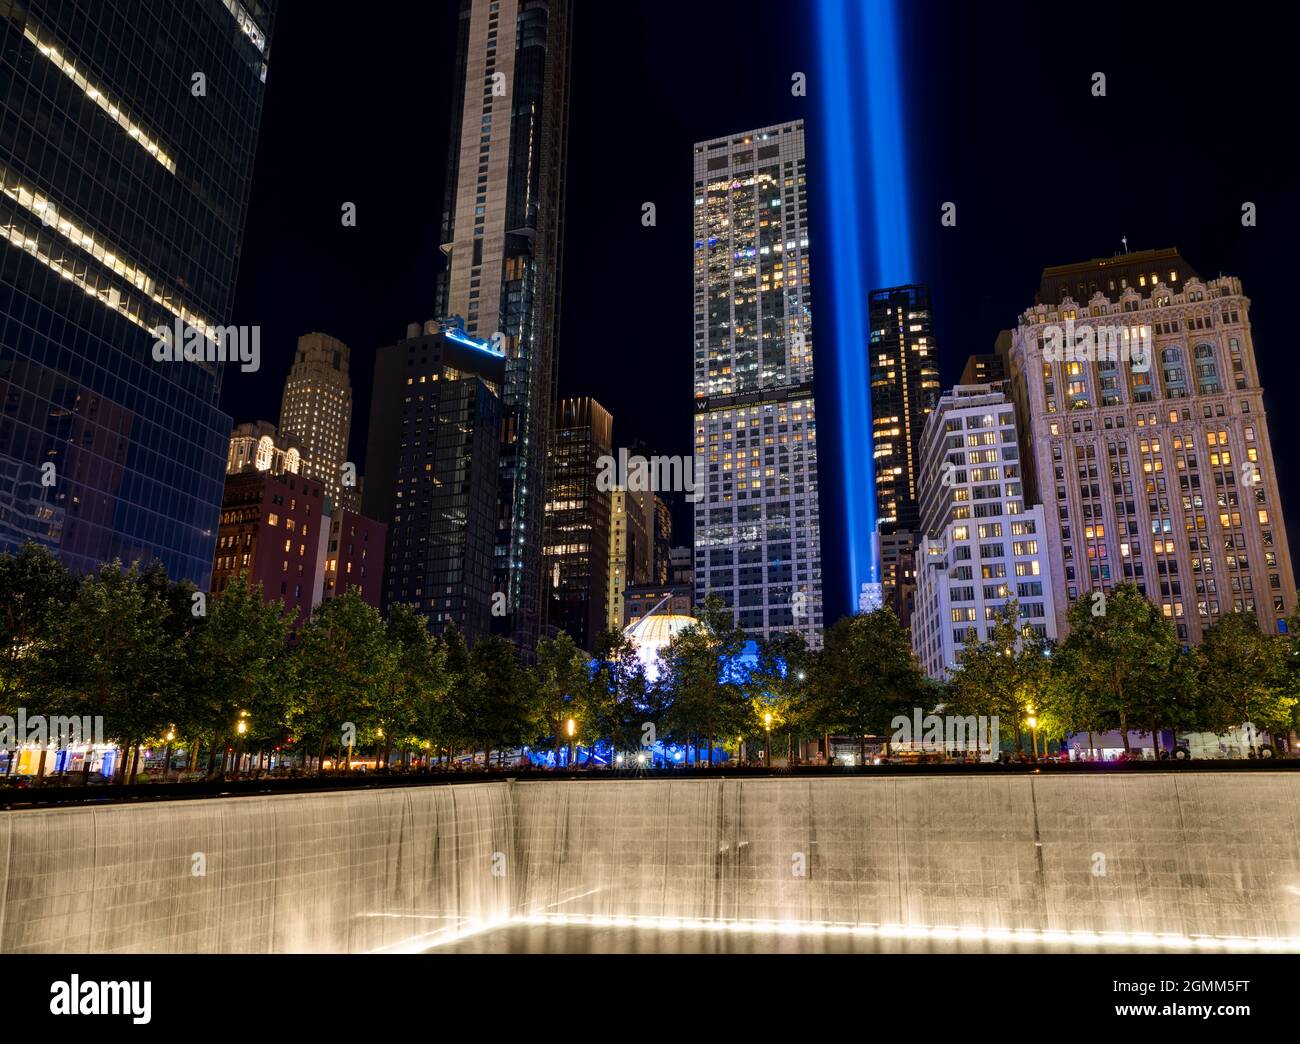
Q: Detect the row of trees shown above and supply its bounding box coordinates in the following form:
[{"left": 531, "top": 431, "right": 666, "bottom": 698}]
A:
[{"left": 3, "top": 541, "right": 1298, "bottom": 781}]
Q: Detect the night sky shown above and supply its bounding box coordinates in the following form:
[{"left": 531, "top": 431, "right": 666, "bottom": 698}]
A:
[{"left": 229, "top": 1, "right": 1300, "bottom": 623}]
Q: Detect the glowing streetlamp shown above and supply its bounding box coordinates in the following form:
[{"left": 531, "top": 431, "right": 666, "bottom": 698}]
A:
[
  {"left": 1025, "top": 706, "right": 1039, "bottom": 763},
  {"left": 566, "top": 717, "right": 576, "bottom": 768},
  {"left": 162, "top": 726, "right": 175, "bottom": 781},
  {"left": 764, "top": 711, "right": 773, "bottom": 766},
  {"left": 233, "top": 712, "right": 249, "bottom": 779}
]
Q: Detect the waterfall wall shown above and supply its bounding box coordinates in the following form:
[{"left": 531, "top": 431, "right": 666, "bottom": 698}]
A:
[{"left": 3, "top": 773, "right": 1298, "bottom": 952}]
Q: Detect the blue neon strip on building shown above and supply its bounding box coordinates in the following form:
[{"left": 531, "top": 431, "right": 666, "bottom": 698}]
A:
[{"left": 815, "top": 0, "right": 914, "bottom": 607}]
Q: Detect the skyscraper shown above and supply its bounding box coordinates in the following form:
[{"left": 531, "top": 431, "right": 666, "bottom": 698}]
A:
[
  {"left": 869, "top": 284, "right": 941, "bottom": 534},
  {"left": 363, "top": 322, "right": 504, "bottom": 644},
  {"left": 279, "top": 332, "right": 352, "bottom": 508},
  {"left": 0, "top": 0, "right": 276, "bottom": 585},
  {"left": 911, "top": 383, "right": 1058, "bottom": 678},
  {"left": 437, "top": 0, "right": 572, "bottom": 649},
  {"left": 542, "top": 396, "right": 612, "bottom": 651},
  {"left": 1000, "top": 248, "right": 1296, "bottom": 642},
  {"left": 692, "top": 120, "right": 823, "bottom": 646}
]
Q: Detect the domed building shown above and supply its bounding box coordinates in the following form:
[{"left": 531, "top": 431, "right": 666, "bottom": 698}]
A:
[{"left": 623, "top": 612, "right": 697, "bottom": 683}]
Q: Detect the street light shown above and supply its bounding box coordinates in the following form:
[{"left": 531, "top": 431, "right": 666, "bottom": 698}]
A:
[
  {"left": 764, "top": 711, "right": 773, "bottom": 767},
  {"left": 162, "top": 726, "right": 175, "bottom": 782},
  {"left": 233, "top": 712, "right": 249, "bottom": 779},
  {"left": 1026, "top": 707, "right": 1039, "bottom": 763},
  {"left": 566, "top": 717, "right": 576, "bottom": 768}
]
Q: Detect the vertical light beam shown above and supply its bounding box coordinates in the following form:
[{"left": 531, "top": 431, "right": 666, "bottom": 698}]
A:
[{"left": 816, "top": 0, "right": 914, "bottom": 608}]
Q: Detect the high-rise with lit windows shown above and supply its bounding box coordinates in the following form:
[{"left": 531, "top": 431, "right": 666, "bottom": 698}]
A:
[
  {"left": 869, "top": 284, "right": 941, "bottom": 534},
  {"left": 436, "top": 0, "right": 572, "bottom": 650},
  {"left": 998, "top": 248, "right": 1296, "bottom": 641},
  {"left": 692, "top": 120, "right": 822, "bottom": 646},
  {"left": 542, "top": 396, "right": 611, "bottom": 651},
  {"left": 279, "top": 331, "right": 352, "bottom": 508},
  {"left": 0, "top": 0, "right": 275, "bottom": 585},
  {"left": 912, "top": 383, "right": 1058, "bottom": 678}
]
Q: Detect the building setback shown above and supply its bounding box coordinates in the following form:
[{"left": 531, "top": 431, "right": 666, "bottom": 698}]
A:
[
  {"left": 542, "top": 396, "right": 612, "bottom": 651},
  {"left": 436, "top": 0, "right": 572, "bottom": 650},
  {"left": 912, "top": 383, "right": 1058, "bottom": 678},
  {"left": 0, "top": 0, "right": 276, "bottom": 585},
  {"left": 692, "top": 120, "right": 823, "bottom": 646},
  {"left": 363, "top": 323, "right": 504, "bottom": 644},
  {"left": 999, "top": 248, "right": 1296, "bottom": 641}
]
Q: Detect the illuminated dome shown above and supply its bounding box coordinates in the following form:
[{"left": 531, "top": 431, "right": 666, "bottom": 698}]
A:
[{"left": 624, "top": 613, "right": 697, "bottom": 683}]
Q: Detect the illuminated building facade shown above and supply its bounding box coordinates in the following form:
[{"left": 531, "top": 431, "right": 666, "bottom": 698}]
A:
[
  {"left": 0, "top": 0, "right": 275, "bottom": 584},
  {"left": 226, "top": 420, "right": 302, "bottom": 477},
  {"left": 321, "top": 508, "right": 386, "bottom": 608},
  {"left": 693, "top": 120, "right": 822, "bottom": 646},
  {"left": 960, "top": 350, "right": 1006, "bottom": 387},
  {"left": 912, "top": 384, "right": 1058, "bottom": 678},
  {"left": 211, "top": 470, "right": 329, "bottom": 628},
  {"left": 1000, "top": 248, "right": 1296, "bottom": 641},
  {"left": 279, "top": 332, "right": 352, "bottom": 508},
  {"left": 653, "top": 494, "right": 672, "bottom": 583},
  {"left": 869, "top": 284, "right": 941, "bottom": 534},
  {"left": 437, "top": 0, "right": 572, "bottom": 650},
  {"left": 542, "top": 396, "right": 612, "bottom": 651},
  {"left": 363, "top": 323, "right": 504, "bottom": 643}
]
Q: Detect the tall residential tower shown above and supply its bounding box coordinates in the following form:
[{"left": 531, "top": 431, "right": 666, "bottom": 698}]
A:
[
  {"left": 436, "top": 0, "right": 572, "bottom": 650},
  {"left": 692, "top": 121, "right": 822, "bottom": 646}
]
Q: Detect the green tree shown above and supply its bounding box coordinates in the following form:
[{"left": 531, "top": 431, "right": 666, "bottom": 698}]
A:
[
  {"left": 290, "top": 590, "right": 388, "bottom": 770},
  {"left": 0, "top": 541, "right": 76, "bottom": 715},
  {"left": 752, "top": 631, "right": 811, "bottom": 765},
  {"left": 463, "top": 635, "right": 530, "bottom": 768},
  {"left": 381, "top": 603, "right": 446, "bottom": 769},
  {"left": 1056, "top": 583, "right": 1184, "bottom": 756},
  {"left": 587, "top": 629, "right": 653, "bottom": 761},
  {"left": 658, "top": 596, "right": 749, "bottom": 766},
  {"left": 1198, "top": 611, "right": 1294, "bottom": 754},
  {"left": 809, "top": 608, "right": 926, "bottom": 765},
  {"left": 39, "top": 562, "right": 177, "bottom": 782},
  {"left": 532, "top": 631, "right": 590, "bottom": 766}
]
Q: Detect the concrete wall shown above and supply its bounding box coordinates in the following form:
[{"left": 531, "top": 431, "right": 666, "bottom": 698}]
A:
[{"left": 3, "top": 773, "right": 1298, "bottom": 952}]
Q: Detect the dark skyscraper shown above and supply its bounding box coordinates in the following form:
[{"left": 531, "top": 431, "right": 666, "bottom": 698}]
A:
[
  {"left": 0, "top": 0, "right": 275, "bottom": 585},
  {"left": 542, "top": 396, "right": 611, "bottom": 651},
  {"left": 363, "top": 323, "right": 505, "bottom": 644},
  {"left": 436, "top": 0, "right": 572, "bottom": 650},
  {"left": 869, "top": 284, "right": 941, "bottom": 534}
]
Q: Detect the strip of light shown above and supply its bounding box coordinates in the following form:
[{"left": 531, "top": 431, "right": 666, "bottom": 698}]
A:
[
  {"left": 222, "top": 0, "right": 267, "bottom": 53},
  {"left": 367, "top": 910, "right": 1300, "bottom": 955},
  {"left": 1, "top": 165, "right": 214, "bottom": 336},
  {"left": 23, "top": 25, "right": 176, "bottom": 174}
]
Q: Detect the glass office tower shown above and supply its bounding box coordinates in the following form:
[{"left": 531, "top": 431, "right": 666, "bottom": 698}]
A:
[{"left": 0, "top": 0, "right": 275, "bottom": 584}]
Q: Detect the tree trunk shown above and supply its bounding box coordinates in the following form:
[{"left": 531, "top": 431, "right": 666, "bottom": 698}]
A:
[
  {"left": 1087, "top": 730, "right": 1095, "bottom": 761},
  {"left": 707, "top": 734, "right": 714, "bottom": 767},
  {"left": 1119, "top": 709, "right": 1131, "bottom": 753},
  {"left": 127, "top": 742, "right": 140, "bottom": 784}
]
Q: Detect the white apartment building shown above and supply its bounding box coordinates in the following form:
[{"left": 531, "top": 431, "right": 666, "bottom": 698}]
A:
[{"left": 912, "top": 384, "right": 1059, "bottom": 678}]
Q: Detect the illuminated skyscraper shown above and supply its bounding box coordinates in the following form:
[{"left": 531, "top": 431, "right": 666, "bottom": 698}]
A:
[
  {"left": 692, "top": 120, "right": 822, "bottom": 646},
  {"left": 0, "top": 0, "right": 275, "bottom": 584},
  {"left": 869, "top": 284, "right": 941, "bottom": 534},
  {"left": 279, "top": 332, "right": 352, "bottom": 507},
  {"left": 436, "top": 0, "right": 572, "bottom": 649}
]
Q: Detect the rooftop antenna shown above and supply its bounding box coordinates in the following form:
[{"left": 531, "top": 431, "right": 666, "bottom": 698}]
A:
[{"left": 1121, "top": 235, "right": 1129, "bottom": 254}]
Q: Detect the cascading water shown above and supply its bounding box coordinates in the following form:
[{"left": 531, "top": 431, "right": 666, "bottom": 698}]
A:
[{"left": 2, "top": 773, "right": 1298, "bottom": 953}]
